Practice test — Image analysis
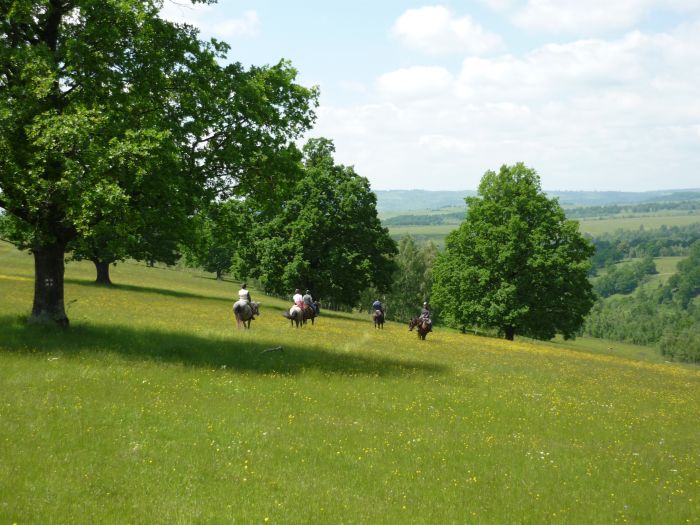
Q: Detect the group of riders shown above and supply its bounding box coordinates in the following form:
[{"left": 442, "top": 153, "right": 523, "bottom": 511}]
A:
[
  {"left": 292, "top": 288, "right": 320, "bottom": 315},
  {"left": 234, "top": 283, "right": 432, "bottom": 331},
  {"left": 372, "top": 299, "right": 433, "bottom": 332}
]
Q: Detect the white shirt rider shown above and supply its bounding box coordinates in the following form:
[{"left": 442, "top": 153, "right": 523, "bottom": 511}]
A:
[
  {"left": 238, "top": 284, "right": 251, "bottom": 303},
  {"left": 293, "top": 289, "right": 304, "bottom": 308}
]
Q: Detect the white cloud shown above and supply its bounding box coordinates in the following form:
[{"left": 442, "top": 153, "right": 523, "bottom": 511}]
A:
[
  {"left": 211, "top": 10, "right": 259, "bottom": 38},
  {"left": 513, "top": 0, "right": 648, "bottom": 33},
  {"left": 392, "top": 5, "right": 503, "bottom": 55},
  {"left": 478, "top": 0, "right": 519, "bottom": 12},
  {"left": 511, "top": 0, "right": 700, "bottom": 34},
  {"left": 315, "top": 22, "right": 700, "bottom": 190},
  {"left": 160, "top": 3, "right": 259, "bottom": 39},
  {"left": 377, "top": 66, "right": 454, "bottom": 99}
]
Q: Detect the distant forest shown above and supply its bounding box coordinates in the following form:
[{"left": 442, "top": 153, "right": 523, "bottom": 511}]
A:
[
  {"left": 376, "top": 188, "right": 700, "bottom": 214},
  {"left": 380, "top": 190, "right": 700, "bottom": 227}
]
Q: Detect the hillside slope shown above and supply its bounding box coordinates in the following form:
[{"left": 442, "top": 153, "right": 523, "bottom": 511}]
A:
[{"left": 1, "top": 242, "right": 698, "bottom": 523}]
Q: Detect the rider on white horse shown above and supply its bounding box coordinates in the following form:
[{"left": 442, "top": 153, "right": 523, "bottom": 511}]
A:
[{"left": 233, "top": 283, "right": 255, "bottom": 319}]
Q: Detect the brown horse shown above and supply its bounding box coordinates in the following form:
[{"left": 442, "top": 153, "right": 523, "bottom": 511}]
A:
[
  {"left": 373, "top": 309, "right": 384, "bottom": 329},
  {"left": 283, "top": 305, "right": 303, "bottom": 328},
  {"left": 233, "top": 301, "right": 260, "bottom": 329},
  {"left": 409, "top": 317, "right": 431, "bottom": 340},
  {"left": 302, "top": 304, "right": 316, "bottom": 325}
]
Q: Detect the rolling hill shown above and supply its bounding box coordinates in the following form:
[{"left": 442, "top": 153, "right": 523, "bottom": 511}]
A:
[{"left": 1, "top": 241, "right": 698, "bottom": 523}]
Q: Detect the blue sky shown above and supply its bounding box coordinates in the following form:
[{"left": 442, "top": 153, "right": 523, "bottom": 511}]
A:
[{"left": 162, "top": 1, "right": 700, "bottom": 192}]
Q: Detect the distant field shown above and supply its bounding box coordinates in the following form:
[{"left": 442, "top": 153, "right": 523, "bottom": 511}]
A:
[
  {"left": 577, "top": 213, "right": 700, "bottom": 235},
  {"left": 635, "top": 256, "right": 685, "bottom": 292},
  {"left": 387, "top": 212, "right": 700, "bottom": 243},
  {"left": 379, "top": 206, "right": 466, "bottom": 221},
  {"left": 2, "top": 242, "right": 699, "bottom": 523}
]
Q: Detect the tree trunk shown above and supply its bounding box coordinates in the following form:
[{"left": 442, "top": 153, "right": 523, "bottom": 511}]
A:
[
  {"left": 93, "top": 260, "right": 112, "bottom": 285},
  {"left": 504, "top": 326, "right": 515, "bottom": 341},
  {"left": 216, "top": 269, "right": 223, "bottom": 280},
  {"left": 31, "top": 242, "right": 69, "bottom": 327}
]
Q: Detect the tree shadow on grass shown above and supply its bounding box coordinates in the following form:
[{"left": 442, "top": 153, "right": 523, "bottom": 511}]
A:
[
  {"left": 65, "top": 278, "right": 231, "bottom": 303},
  {"left": 0, "top": 315, "right": 446, "bottom": 378}
]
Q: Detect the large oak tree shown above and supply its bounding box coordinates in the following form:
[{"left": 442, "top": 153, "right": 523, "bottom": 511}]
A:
[
  {"left": 432, "top": 163, "right": 595, "bottom": 340},
  {"left": 0, "top": 0, "right": 317, "bottom": 325}
]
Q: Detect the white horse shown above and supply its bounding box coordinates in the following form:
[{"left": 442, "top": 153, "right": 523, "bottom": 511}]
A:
[
  {"left": 282, "top": 305, "right": 303, "bottom": 328},
  {"left": 233, "top": 300, "right": 260, "bottom": 329}
]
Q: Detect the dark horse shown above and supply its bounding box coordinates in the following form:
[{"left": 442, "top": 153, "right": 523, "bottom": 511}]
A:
[
  {"left": 302, "top": 304, "right": 316, "bottom": 326},
  {"left": 373, "top": 309, "right": 384, "bottom": 329},
  {"left": 409, "top": 317, "right": 431, "bottom": 340},
  {"left": 233, "top": 301, "right": 260, "bottom": 329},
  {"left": 282, "top": 305, "right": 303, "bottom": 328}
]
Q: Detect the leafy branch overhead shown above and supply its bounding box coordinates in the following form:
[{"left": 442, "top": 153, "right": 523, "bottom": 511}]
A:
[{"left": 0, "top": 0, "right": 318, "bottom": 325}]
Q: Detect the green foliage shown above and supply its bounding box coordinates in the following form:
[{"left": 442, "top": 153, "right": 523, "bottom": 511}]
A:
[
  {"left": 584, "top": 272, "right": 700, "bottom": 363},
  {"left": 235, "top": 138, "right": 397, "bottom": 308},
  {"left": 433, "top": 163, "right": 595, "bottom": 340},
  {"left": 660, "top": 323, "right": 700, "bottom": 362},
  {"left": 381, "top": 236, "right": 437, "bottom": 322},
  {"left": 0, "top": 0, "right": 318, "bottom": 323},
  {"left": 663, "top": 240, "right": 700, "bottom": 309},
  {"left": 565, "top": 199, "right": 700, "bottom": 219},
  {"left": 588, "top": 223, "right": 700, "bottom": 273},
  {"left": 593, "top": 256, "right": 657, "bottom": 297},
  {"left": 181, "top": 199, "right": 249, "bottom": 279}
]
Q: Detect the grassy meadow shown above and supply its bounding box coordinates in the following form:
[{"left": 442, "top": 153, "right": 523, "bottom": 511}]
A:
[{"left": 1, "top": 241, "right": 700, "bottom": 523}]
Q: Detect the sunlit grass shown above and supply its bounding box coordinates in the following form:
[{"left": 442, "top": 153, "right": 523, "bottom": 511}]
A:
[{"left": 1, "top": 241, "right": 699, "bottom": 523}]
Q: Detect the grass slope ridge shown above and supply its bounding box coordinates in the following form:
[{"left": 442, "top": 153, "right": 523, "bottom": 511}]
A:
[{"left": 1, "top": 243, "right": 699, "bottom": 523}]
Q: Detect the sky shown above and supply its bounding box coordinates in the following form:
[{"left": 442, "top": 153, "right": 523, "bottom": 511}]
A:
[{"left": 160, "top": 0, "right": 700, "bottom": 192}]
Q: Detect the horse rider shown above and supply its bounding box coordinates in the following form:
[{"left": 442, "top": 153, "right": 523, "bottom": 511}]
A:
[
  {"left": 239, "top": 283, "right": 251, "bottom": 304},
  {"left": 372, "top": 299, "right": 384, "bottom": 315},
  {"left": 293, "top": 288, "right": 304, "bottom": 309},
  {"left": 303, "top": 289, "right": 318, "bottom": 315},
  {"left": 234, "top": 283, "right": 254, "bottom": 319},
  {"left": 419, "top": 301, "right": 432, "bottom": 332}
]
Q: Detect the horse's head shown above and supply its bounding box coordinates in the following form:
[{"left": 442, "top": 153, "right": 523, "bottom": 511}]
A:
[
  {"left": 408, "top": 318, "right": 417, "bottom": 331},
  {"left": 251, "top": 301, "right": 260, "bottom": 315}
]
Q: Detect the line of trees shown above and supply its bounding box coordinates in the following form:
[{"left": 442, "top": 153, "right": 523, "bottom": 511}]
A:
[
  {"left": 592, "top": 256, "right": 657, "bottom": 298},
  {"left": 565, "top": 199, "right": 700, "bottom": 219},
  {"left": 584, "top": 240, "right": 700, "bottom": 361},
  {"left": 589, "top": 223, "right": 700, "bottom": 271}
]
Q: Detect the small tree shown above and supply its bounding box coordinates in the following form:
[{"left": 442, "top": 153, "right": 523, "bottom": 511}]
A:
[{"left": 432, "top": 163, "right": 595, "bottom": 340}]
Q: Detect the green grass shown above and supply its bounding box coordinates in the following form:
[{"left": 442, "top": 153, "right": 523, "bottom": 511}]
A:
[{"left": 1, "top": 241, "right": 699, "bottom": 523}]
